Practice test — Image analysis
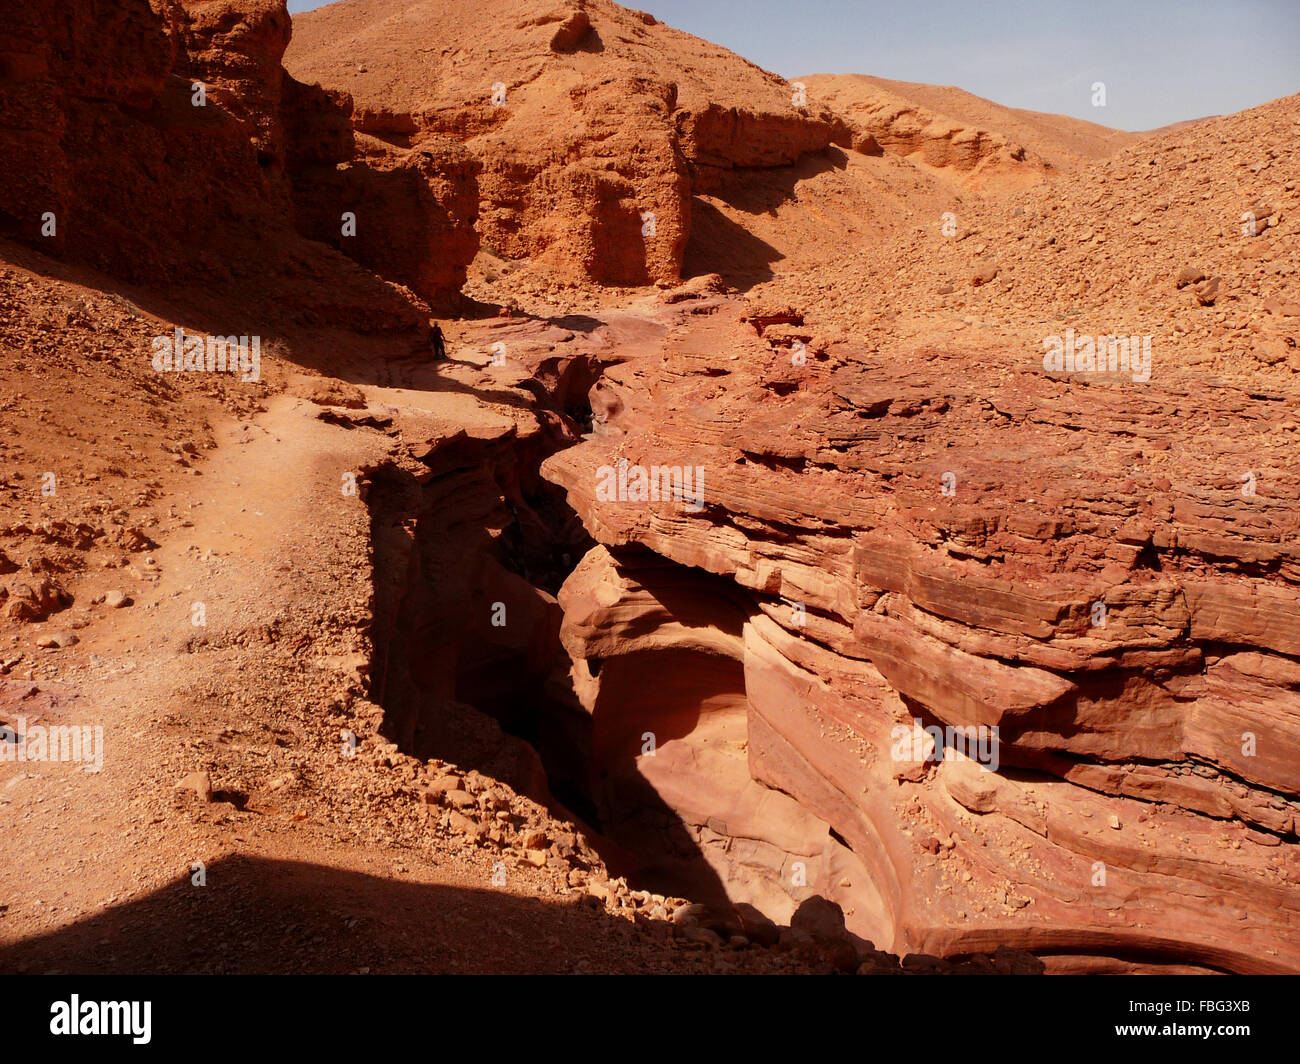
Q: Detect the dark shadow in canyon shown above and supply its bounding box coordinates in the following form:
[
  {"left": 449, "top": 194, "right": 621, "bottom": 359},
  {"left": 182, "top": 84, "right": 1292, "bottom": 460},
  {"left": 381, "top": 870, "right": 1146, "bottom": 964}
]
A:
[
  {"left": 364, "top": 439, "right": 750, "bottom": 920},
  {"left": 411, "top": 346, "right": 609, "bottom": 427},
  {"left": 0, "top": 236, "right": 432, "bottom": 392},
  {"left": 684, "top": 147, "right": 849, "bottom": 291},
  {"left": 708, "top": 147, "right": 850, "bottom": 215}
]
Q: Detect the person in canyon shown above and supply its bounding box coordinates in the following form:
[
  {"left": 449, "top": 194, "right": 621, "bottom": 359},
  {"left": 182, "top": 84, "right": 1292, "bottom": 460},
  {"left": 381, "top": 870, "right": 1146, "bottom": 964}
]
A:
[{"left": 430, "top": 322, "right": 447, "bottom": 360}]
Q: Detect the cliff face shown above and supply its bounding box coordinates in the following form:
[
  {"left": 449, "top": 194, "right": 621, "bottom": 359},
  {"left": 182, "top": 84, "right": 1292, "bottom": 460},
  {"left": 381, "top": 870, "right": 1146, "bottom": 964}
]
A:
[
  {"left": 285, "top": 0, "right": 850, "bottom": 287},
  {"left": 539, "top": 202, "right": 1300, "bottom": 971},
  {"left": 0, "top": 0, "right": 476, "bottom": 314},
  {"left": 0, "top": 0, "right": 278, "bottom": 282}
]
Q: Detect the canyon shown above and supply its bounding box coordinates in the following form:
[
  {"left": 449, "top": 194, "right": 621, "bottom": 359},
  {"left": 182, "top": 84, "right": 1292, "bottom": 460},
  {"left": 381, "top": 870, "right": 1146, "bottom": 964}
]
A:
[{"left": 0, "top": 0, "right": 1297, "bottom": 976}]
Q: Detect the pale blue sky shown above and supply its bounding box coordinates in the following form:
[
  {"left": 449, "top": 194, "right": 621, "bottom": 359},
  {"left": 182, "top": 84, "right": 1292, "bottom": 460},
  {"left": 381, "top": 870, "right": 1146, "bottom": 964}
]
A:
[{"left": 286, "top": 0, "right": 1299, "bottom": 130}]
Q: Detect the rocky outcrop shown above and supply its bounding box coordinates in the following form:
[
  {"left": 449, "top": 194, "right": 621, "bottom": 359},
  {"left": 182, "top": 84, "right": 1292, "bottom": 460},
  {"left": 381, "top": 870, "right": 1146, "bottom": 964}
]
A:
[
  {"left": 180, "top": 0, "right": 294, "bottom": 176},
  {"left": 290, "top": 116, "right": 482, "bottom": 310},
  {"left": 541, "top": 257, "right": 1300, "bottom": 972},
  {"left": 0, "top": 0, "right": 474, "bottom": 317},
  {"left": 0, "top": 0, "right": 277, "bottom": 281},
  {"left": 285, "top": 0, "right": 848, "bottom": 286},
  {"left": 800, "top": 75, "right": 1047, "bottom": 189}
]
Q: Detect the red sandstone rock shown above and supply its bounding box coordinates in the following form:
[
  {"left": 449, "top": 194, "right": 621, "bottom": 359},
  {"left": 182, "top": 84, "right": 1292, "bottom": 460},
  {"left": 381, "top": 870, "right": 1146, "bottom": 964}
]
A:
[
  {"left": 540, "top": 155, "right": 1300, "bottom": 968},
  {"left": 285, "top": 0, "right": 845, "bottom": 286},
  {"left": 0, "top": 0, "right": 465, "bottom": 325}
]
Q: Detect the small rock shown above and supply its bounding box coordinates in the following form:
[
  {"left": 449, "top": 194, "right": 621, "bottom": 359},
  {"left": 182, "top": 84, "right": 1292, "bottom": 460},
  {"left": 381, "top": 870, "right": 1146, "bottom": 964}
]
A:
[
  {"left": 672, "top": 902, "right": 708, "bottom": 927},
  {"left": 175, "top": 770, "right": 213, "bottom": 803},
  {"left": 1193, "top": 276, "right": 1221, "bottom": 306},
  {"left": 424, "top": 772, "right": 461, "bottom": 795},
  {"left": 443, "top": 788, "right": 477, "bottom": 810},
  {"left": 791, "top": 896, "right": 852, "bottom": 946},
  {"left": 36, "top": 632, "right": 78, "bottom": 649},
  {"left": 682, "top": 926, "right": 723, "bottom": 948},
  {"left": 991, "top": 945, "right": 1046, "bottom": 975},
  {"left": 104, "top": 591, "right": 131, "bottom": 609},
  {"left": 446, "top": 810, "right": 483, "bottom": 838}
]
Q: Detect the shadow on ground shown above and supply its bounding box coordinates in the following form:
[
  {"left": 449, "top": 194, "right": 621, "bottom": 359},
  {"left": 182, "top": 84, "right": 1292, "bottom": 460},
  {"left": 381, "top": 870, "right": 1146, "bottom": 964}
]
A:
[{"left": 0, "top": 855, "right": 676, "bottom": 975}]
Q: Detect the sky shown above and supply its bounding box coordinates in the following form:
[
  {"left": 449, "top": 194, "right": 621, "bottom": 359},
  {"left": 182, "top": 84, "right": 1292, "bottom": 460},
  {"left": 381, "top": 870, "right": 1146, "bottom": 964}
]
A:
[{"left": 284, "top": 0, "right": 1300, "bottom": 131}]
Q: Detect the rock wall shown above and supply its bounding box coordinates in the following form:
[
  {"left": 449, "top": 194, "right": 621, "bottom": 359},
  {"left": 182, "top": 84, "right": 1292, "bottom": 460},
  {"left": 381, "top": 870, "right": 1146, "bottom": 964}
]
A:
[
  {"left": 542, "top": 286, "right": 1300, "bottom": 974},
  {"left": 0, "top": 0, "right": 279, "bottom": 282},
  {"left": 285, "top": 0, "right": 849, "bottom": 287},
  {"left": 291, "top": 122, "right": 482, "bottom": 311},
  {"left": 0, "top": 0, "right": 476, "bottom": 313}
]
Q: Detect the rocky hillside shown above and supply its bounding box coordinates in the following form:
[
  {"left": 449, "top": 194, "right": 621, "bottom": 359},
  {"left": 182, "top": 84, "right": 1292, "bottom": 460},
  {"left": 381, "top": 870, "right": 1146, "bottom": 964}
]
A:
[
  {"left": 286, "top": 0, "right": 852, "bottom": 286},
  {"left": 804, "top": 74, "right": 1140, "bottom": 175}
]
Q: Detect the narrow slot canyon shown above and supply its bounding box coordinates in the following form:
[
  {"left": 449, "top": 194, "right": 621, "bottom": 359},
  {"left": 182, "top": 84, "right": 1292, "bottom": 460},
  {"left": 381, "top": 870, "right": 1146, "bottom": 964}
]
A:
[
  {"left": 350, "top": 274, "right": 1300, "bottom": 973},
  {"left": 362, "top": 415, "right": 895, "bottom": 954}
]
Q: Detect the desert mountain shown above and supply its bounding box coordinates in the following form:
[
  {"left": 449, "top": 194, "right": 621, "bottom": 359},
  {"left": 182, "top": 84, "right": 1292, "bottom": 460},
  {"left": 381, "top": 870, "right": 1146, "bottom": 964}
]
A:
[
  {"left": 286, "top": 0, "right": 853, "bottom": 285},
  {"left": 804, "top": 73, "right": 1140, "bottom": 173}
]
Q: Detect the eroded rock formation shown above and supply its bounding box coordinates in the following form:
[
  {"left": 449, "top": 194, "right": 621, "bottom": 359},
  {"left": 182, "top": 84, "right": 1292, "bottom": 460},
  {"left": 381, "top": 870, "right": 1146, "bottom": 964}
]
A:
[
  {"left": 285, "top": 0, "right": 850, "bottom": 286},
  {"left": 0, "top": 0, "right": 475, "bottom": 317},
  {"left": 5, "top": 0, "right": 1295, "bottom": 979},
  {"left": 799, "top": 75, "right": 1060, "bottom": 192},
  {"left": 541, "top": 261, "right": 1300, "bottom": 972}
]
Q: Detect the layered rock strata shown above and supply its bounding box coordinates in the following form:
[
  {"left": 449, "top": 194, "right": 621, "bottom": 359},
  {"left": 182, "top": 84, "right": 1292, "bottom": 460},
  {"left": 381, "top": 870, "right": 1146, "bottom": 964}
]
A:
[{"left": 542, "top": 284, "right": 1300, "bottom": 974}]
